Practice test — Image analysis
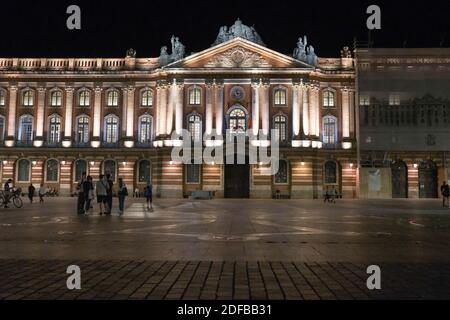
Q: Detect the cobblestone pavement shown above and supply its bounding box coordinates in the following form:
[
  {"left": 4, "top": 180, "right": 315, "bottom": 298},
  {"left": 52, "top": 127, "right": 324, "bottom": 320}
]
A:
[
  {"left": 1, "top": 198, "right": 450, "bottom": 299},
  {"left": 0, "top": 260, "right": 449, "bottom": 300}
]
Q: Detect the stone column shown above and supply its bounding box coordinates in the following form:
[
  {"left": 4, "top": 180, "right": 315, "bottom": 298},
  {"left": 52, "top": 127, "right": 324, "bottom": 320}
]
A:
[
  {"left": 205, "top": 80, "right": 214, "bottom": 135},
  {"left": 308, "top": 87, "right": 316, "bottom": 138},
  {"left": 175, "top": 80, "right": 184, "bottom": 135},
  {"left": 349, "top": 89, "right": 355, "bottom": 136},
  {"left": 214, "top": 80, "right": 224, "bottom": 135},
  {"left": 125, "top": 85, "right": 135, "bottom": 147},
  {"left": 63, "top": 87, "right": 74, "bottom": 147},
  {"left": 34, "top": 87, "right": 46, "bottom": 147},
  {"left": 261, "top": 80, "right": 270, "bottom": 136},
  {"left": 5, "top": 85, "right": 17, "bottom": 147},
  {"left": 302, "top": 85, "right": 309, "bottom": 137},
  {"left": 342, "top": 88, "right": 350, "bottom": 139},
  {"left": 91, "top": 86, "right": 102, "bottom": 147},
  {"left": 292, "top": 82, "right": 300, "bottom": 137},
  {"left": 155, "top": 84, "right": 161, "bottom": 136},
  {"left": 251, "top": 79, "right": 260, "bottom": 136},
  {"left": 159, "top": 81, "right": 168, "bottom": 137},
  {"left": 166, "top": 79, "right": 176, "bottom": 135}
]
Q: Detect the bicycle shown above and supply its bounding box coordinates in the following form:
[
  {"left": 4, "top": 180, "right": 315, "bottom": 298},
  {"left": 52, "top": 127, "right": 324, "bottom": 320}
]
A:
[{"left": 0, "top": 188, "right": 23, "bottom": 209}]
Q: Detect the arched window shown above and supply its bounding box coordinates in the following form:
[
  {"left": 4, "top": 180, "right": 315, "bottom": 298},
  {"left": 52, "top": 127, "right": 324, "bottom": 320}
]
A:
[
  {"left": 323, "top": 116, "right": 337, "bottom": 145},
  {"left": 104, "top": 114, "right": 119, "bottom": 143},
  {"left": 18, "top": 115, "right": 33, "bottom": 144},
  {"left": 74, "top": 159, "right": 87, "bottom": 182},
  {"left": 103, "top": 160, "right": 116, "bottom": 182},
  {"left": 323, "top": 90, "right": 335, "bottom": 108},
  {"left": 46, "top": 159, "right": 59, "bottom": 182},
  {"left": 48, "top": 115, "right": 62, "bottom": 145},
  {"left": 106, "top": 90, "right": 119, "bottom": 107},
  {"left": 141, "top": 89, "right": 153, "bottom": 107},
  {"left": 138, "top": 114, "right": 153, "bottom": 144},
  {"left": 78, "top": 90, "right": 90, "bottom": 107},
  {"left": 0, "top": 115, "right": 5, "bottom": 142},
  {"left": 0, "top": 89, "right": 6, "bottom": 106},
  {"left": 274, "top": 87, "right": 287, "bottom": 106},
  {"left": 273, "top": 114, "right": 287, "bottom": 141},
  {"left": 138, "top": 160, "right": 151, "bottom": 183},
  {"left": 76, "top": 115, "right": 90, "bottom": 144},
  {"left": 17, "top": 159, "right": 31, "bottom": 182},
  {"left": 188, "top": 87, "right": 201, "bottom": 105},
  {"left": 50, "top": 90, "right": 62, "bottom": 107},
  {"left": 274, "top": 159, "right": 288, "bottom": 184},
  {"left": 187, "top": 113, "right": 202, "bottom": 141},
  {"left": 228, "top": 107, "right": 247, "bottom": 133},
  {"left": 324, "top": 160, "right": 338, "bottom": 184}
]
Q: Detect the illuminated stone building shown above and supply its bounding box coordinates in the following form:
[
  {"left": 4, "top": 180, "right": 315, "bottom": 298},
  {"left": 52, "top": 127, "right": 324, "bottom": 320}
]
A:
[{"left": 0, "top": 19, "right": 358, "bottom": 198}]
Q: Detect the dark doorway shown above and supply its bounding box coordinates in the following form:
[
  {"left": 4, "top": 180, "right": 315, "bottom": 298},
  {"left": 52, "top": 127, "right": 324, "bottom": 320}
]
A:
[
  {"left": 391, "top": 160, "right": 408, "bottom": 198},
  {"left": 224, "top": 156, "right": 250, "bottom": 198},
  {"left": 419, "top": 160, "right": 438, "bottom": 198}
]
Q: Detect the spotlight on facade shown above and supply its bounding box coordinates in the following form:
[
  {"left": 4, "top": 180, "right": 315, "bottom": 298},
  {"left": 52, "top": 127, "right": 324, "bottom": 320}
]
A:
[
  {"left": 413, "top": 163, "right": 418, "bottom": 169},
  {"left": 4, "top": 140, "right": 14, "bottom": 147},
  {"left": 349, "top": 163, "right": 354, "bottom": 168},
  {"left": 300, "top": 161, "right": 305, "bottom": 166},
  {"left": 342, "top": 142, "right": 352, "bottom": 149},
  {"left": 291, "top": 140, "right": 301, "bottom": 148},
  {"left": 61, "top": 161, "right": 66, "bottom": 165},
  {"left": 62, "top": 140, "right": 72, "bottom": 148},
  {"left": 122, "top": 161, "right": 127, "bottom": 166},
  {"left": 124, "top": 141, "right": 134, "bottom": 148},
  {"left": 2, "top": 160, "right": 7, "bottom": 165},
  {"left": 33, "top": 140, "right": 44, "bottom": 148},
  {"left": 301, "top": 140, "right": 311, "bottom": 148},
  {"left": 91, "top": 141, "right": 101, "bottom": 148},
  {"left": 90, "top": 161, "right": 95, "bottom": 166},
  {"left": 32, "top": 161, "right": 37, "bottom": 166},
  {"left": 169, "top": 160, "right": 173, "bottom": 165}
]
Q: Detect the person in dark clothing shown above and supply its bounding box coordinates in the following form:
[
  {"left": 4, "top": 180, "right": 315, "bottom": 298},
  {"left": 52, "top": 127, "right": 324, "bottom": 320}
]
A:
[
  {"left": 83, "top": 176, "right": 94, "bottom": 214},
  {"left": 3, "top": 179, "right": 13, "bottom": 208},
  {"left": 144, "top": 182, "right": 153, "bottom": 211},
  {"left": 440, "top": 181, "right": 450, "bottom": 208},
  {"left": 117, "top": 178, "right": 128, "bottom": 215},
  {"left": 28, "top": 184, "right": 35, "bottom": 204},
  {"left": 105, "top": 174, "right": 114, "bottom": 215},
  {"left": 77, "top": 172, "right": 87, "bottom": 214}
]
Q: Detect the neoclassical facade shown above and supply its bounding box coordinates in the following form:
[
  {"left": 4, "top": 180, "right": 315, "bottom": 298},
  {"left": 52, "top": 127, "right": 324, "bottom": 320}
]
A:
[{"left": 0, "top": 20, "right": 358, "bottom": 198}]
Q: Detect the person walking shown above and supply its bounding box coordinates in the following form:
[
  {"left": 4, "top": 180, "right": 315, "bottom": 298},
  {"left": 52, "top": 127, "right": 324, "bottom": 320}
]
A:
[
  {"left": 95, "top": 174, "right": 108, "bottom": 215},
  {"left": 76, "top": 172, "right": 87, "bottom": 214},
  {"left": 28, "top": 184, "right": 35, "bottom": 204},
  {"left": 441, "top": 181, "right": 450, "bottom": 208},
  {"left": 38, "top": 183, "right": 47, "bottom": 204},
  {"left": 83, "top": 176, "right": 94, "bottom": 214},
  {"left": 117, "top": 178, "right": 128, "bottom": 216},
  {"left": 105, "top": 174, "right": 114, "bottom": 215},
  {"left": 144, "top": 182, "right": 153, "bottom": 211}
]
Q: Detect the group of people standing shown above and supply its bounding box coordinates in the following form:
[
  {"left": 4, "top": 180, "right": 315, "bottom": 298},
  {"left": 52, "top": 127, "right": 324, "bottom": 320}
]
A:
[{"left": 76, "top": 172, "right": 153, "bottom": 215}]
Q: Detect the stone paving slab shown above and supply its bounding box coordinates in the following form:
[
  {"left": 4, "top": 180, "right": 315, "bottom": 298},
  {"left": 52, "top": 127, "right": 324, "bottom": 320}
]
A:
[{"left": 0, "top": 260, "right": 449, "bottom": 300}]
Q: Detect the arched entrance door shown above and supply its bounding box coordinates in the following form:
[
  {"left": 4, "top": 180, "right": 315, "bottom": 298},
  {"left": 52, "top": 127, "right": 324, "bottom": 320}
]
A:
[
  {"left": 391, "top": 160, "right": 408, "bottom": 198},
  {"left": 419, "top": 160, "right": 438, "bottom": 198}
]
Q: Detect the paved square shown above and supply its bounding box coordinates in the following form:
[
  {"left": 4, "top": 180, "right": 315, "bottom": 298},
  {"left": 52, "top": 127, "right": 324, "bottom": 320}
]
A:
[{"left": 1, "top": 197, "right": 450, "bottom": 299}]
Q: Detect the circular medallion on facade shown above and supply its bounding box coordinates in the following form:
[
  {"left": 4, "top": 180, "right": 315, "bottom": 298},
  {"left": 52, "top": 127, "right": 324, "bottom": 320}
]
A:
[{"left": 230, "top": 86, "right": 245, "bottom": 101}]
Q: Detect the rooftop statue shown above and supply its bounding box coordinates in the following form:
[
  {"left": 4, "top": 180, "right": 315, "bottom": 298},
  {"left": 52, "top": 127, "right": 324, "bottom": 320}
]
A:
[
  {"left": 159, "top": 36, "right": 186, "bottom": 67},
  {"left": 293, "top": 35, "right": 318, "bottom": 66},
  {"left": 212, "top": 18, "right": 265, "bottom": 46}
]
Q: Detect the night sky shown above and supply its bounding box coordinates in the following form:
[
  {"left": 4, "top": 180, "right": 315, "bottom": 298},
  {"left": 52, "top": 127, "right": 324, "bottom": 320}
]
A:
[{"left": 0, "top": 0, "right": 449, "bottom": 58}]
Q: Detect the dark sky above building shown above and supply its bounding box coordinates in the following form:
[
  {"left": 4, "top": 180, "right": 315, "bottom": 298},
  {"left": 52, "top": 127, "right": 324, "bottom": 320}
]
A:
[{"left": 1, "top": 0, "right": 449, "bottom": 58}]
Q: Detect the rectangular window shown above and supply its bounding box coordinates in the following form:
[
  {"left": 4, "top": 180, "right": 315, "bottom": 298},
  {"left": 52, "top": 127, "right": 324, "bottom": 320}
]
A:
[
  {"left": 186, "top": 164, "right": 201, "bottom": 184},
  {"left": 389, "top": 94, "right": 400, "bottom": 106},
  {"left": 359, "top": 95, "right": 370, "bottom": 106},
  {"left": 274, "top": 89, "right": 287, "bottom": 106},
  {"left": 189, "top": 88, "right": 201, "bottom": 105}
]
